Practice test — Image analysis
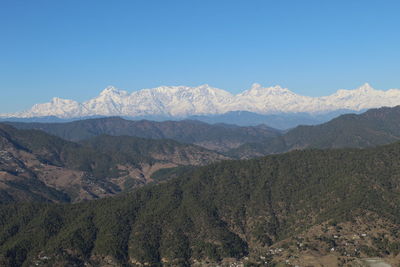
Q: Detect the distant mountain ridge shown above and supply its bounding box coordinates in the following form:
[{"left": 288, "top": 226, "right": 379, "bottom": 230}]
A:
[
  {"left": 6, "top": 118, "right": 281, "bottom": 152},
  {"left": 1, "top": 83, "right": 399, "bottom": 120},
  {"left": 9, "top": 105, "right": 400, "bottom": 158},
  {"left": 0, "top": 111, "right": 360, "bottom": 130},
  {"left": 230, "top": 105, "right": 400, "bottom": 158},
  {"left": 187, "top": 109, "right": 361, "bottom": 129}
]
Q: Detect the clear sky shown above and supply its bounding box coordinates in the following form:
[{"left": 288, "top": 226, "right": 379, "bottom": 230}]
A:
[{"left": 1, "top": 0, "right": 400, "bottom": 113}]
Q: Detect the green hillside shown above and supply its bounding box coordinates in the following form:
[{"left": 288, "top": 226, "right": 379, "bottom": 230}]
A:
[
  {"left": 230, "top": 106, "right": 400, "bottom": 158},
  {"left": 0, "top": 142, "right": 399, "bottom": 266}
]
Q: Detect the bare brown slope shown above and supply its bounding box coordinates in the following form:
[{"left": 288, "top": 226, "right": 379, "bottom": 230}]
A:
[{"left": 0, "top": 124, "right": 228, "bottom": 203}]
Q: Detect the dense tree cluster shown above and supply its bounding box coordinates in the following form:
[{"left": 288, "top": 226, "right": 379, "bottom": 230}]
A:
[{"left": 0, "top": 142, "right": 400, "bottom": 266}]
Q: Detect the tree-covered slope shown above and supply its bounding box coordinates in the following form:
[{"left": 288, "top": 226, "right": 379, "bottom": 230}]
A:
[
  {"left": 0, "top": 142, "right": 400, "bottom": 266},
  {"left": 0, "top": 124, "right": 227, "bottom": 203},
  {"left": 7, "top": 117, "right": 281, "bottom": 152},
  {"left": 230, "top": 105, "right": 400, "bottom": 158}
]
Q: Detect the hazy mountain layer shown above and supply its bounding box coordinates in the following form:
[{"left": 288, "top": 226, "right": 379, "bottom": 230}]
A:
[
  {"left": 7, "top": 118, "right": 281, "bottom": 152},
  {"left": 187, "top": 109, "right": 360, "bottom": 129},
  {"left": 10, "top": 105, "right": 400, "bottom": 160},
  {"left": 0, "top": 109, "right": 363, "bottom": 130},
  {"left": 229, "top": 105, "right": 400, "bottom": 158}
]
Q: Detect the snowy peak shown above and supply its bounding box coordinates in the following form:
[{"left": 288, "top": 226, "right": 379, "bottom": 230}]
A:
[
  {"left": 99, "top": 86, "right": 128, "bottom": 97},
  {"left": 19, "top": 97, "right": 86, "bottom": 118},
  {"left": 130, "top": 84, "right": 234, "bottom": 116},
  {"left": 51, "top": 97, "right": 67, "bottom": 104},
  {"left": 240, "top": 83, "right": 294, "bottom": 96},
  {"left": 251, "top": 83, "right": 262, "bottom": 89},
  {"left": 2, "top": 83, "right": 400, "bottom": 119},
  {"left": 150, "top": 84, "right": 232, "bottom": 96},
  {"left": 36, "top": 97, "right": 80, "bottom": 108},
  {"left": 48, "top": 97, "right": 81, "bottom": 106},
  {"left": 335, "top": 83, "right": 375, "bottom": 96},
  {"left": 100, "top": 86, "right": 118, "bottom": 95},
  {"left": 357, "top": 82, "right": 374, "bottom": 92},
  {"left": 84, "top": 86, "right": 130, "bottom": 116}
]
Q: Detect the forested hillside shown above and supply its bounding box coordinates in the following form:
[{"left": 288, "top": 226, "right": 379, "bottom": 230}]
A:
[
  {"left": 10, "top": 106, "right": 400, "bottom": 160},
  {"left": 0, "top": 124, "right": 226, "bottom": 203},
  {"left": 7, "top": 117, "right": 281, "bottom": 152},
  {"left": 230, "top": 105, "right": 400, "bottom": 158},
  {"left": 1, "top": 142, "right": 399, "bottom": 266}
]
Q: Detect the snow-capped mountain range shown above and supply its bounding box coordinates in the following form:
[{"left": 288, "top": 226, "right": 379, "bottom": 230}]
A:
[{"left": 2, "top": 83, "right": 400, "bottom": 119}]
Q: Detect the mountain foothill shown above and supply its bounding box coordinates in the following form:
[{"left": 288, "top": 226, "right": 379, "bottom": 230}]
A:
[{"left": 1, "top": 105, "right": 400, "bottom": 266}]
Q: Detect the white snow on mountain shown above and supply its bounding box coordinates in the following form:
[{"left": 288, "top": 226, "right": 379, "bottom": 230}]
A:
[
  {"left": 19, "top": 97, "right": 88, "bottom": 118},
  {"left": 2, "top": 83, "right": 400, "bottom": 118}
]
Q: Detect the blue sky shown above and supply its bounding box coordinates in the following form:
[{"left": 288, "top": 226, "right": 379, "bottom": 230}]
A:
[{"left": 1, "top": 0, "right": 400, "bottom": 113}]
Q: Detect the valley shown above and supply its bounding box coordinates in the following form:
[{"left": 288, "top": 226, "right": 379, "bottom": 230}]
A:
[{"left": 0, "top": 124, "right": 227, "bottom": 203}]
